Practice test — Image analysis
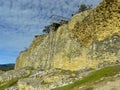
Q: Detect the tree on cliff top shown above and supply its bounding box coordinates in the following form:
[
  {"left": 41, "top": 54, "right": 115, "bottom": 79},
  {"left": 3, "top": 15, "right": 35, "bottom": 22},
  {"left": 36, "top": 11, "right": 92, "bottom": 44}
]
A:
[
  {"left": 43, "top": 20, "right": 68, "bottom": 33},
  {"left": 72, "top": 4, "right": 92, "bottom": 16},
  {"left": 78, "top": 4, "right": 92, "bottom": 12}
]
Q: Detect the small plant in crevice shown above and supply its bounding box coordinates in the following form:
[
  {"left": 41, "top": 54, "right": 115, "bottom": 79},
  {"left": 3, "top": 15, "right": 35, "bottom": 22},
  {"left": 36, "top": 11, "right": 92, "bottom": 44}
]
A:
[
  {"left": 43, "top": 19, "right": 68, "bottom": 34},
  {"left": 72, "top": 4, "right": 93, "bottom": 16}
]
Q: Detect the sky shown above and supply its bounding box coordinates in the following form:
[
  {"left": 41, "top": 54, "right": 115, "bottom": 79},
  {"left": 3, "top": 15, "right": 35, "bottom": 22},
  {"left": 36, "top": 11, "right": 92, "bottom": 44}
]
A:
[{"left": 0, "top": 0, "right": 102, "bottom": 64}]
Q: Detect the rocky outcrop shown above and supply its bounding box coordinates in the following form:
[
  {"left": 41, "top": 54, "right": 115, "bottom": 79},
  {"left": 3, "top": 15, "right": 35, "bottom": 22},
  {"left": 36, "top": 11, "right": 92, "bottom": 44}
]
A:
[
  {"left": 0, "top": 68, "right": 31, "bottom": 90},
  {"left": 94, "top": 77, "right": 120, "bottom": 90},
  {"left": 0, "top": 70, "right": 4, "bottom": 75},
  {"left": 1, "top": 0, "right": 120, "bottom": 90},
  {"left": 5, "top": 86, "right": 18, "bottom": 90},
  {"left": 15, "top": 34, "right": 46, "bottom": 70},
  {"left": 15, "top": 0, "right": 120, "bottom": 71},
  {"left": 0, "top": 69, "right": 30, "bottom": 84},
  {"left": 69, "top": 0, "right": 120, "bottom": 45},
  {"left": 17, "top": 69, "right": 84, "bottom": 90}
]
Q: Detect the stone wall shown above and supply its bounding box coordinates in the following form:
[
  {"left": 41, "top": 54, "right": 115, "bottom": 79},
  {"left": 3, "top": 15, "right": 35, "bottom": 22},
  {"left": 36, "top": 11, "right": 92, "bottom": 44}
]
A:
[
  {"left": 70, "top": 0, "right": 120, "bottom": 45},
  {"left": 15, "top": 0, "right": 120, "bottom": 71}
]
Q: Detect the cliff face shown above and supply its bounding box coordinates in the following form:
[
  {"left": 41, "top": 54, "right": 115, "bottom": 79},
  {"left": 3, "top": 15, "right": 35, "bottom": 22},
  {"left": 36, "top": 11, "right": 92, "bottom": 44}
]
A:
[
  {"left": 15, "top": 0, "right": 120, "bottom": 71},
  {"left": 69, "top": 0, "right": 120, "bottom": 45},
  {"left": 15, "top": 34, "right": 46, "bottom": 70},
  {"left": 1, "top": 0, "right": 120, "bottom": 90}
]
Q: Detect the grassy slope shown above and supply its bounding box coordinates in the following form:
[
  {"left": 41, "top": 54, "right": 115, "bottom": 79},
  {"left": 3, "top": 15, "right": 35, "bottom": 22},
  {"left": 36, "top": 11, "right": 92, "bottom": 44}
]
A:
[
  {"left": 0, "top": 71, "right": 30, "bottom": 90},
  {"left": 0, "top": 79, "right": 18, "bottom": 90},
  {"left": 53, "top": 65, "right": 120, "bottom": 90}
]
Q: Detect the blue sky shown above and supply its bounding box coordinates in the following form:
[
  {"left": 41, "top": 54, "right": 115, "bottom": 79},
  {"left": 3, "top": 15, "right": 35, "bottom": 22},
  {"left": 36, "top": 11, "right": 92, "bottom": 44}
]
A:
[{"left": 0, "top": 0, "right": 102, "bottom": 64}]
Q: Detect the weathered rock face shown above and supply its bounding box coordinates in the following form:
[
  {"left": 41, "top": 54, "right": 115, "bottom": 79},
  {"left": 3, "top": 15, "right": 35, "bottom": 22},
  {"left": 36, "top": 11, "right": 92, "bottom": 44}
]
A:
[
  {"left": 93, "top": 77, "right": 120, "bottom": 90},
  {"left": 15, "top": 0, "right": 120, "bottom": 71},
  {"left": 0, "top": 70, "right": 4, "bottom": 75},
  {"left": 15, "top": 34, "right": 46, "bottom": 70},
  {"left": 17, "top": 69, "right": 83, "bottom": 90},
  {"left": 69, "top": 0, "right": 120, "bottom": 45},
  {"left": 0, "top": 69, "right": 30, "bottom": 83}
]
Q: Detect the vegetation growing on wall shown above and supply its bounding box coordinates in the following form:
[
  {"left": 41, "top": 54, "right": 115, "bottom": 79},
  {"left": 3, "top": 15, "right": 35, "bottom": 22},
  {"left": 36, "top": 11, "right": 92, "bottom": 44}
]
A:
[{"left": 43, "top": 20, "right": 68, "bottom": 33}]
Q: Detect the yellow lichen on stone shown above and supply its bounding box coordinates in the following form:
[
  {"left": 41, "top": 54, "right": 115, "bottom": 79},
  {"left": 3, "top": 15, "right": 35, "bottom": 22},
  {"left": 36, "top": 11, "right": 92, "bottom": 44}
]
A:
[{"left": 68, "top": 0, "right": 120, "bottom": 45}]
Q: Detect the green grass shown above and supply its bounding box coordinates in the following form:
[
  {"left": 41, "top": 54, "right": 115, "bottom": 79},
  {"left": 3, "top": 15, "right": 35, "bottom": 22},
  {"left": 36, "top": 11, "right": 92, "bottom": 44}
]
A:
[
  {"left": 0, "top": 79, "right": 18, "bottom": 90},
  {"left": 85, "top": 87, "right": 93, "bottom": 90},
  {"left": 53, "top": 65, "right": 120, "bottom": 90},
  {"left": 0, "top": 71, "right": 30, "bottom": 90}
]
